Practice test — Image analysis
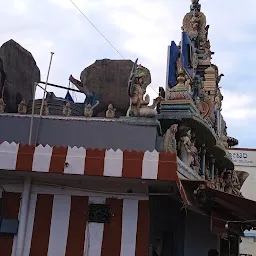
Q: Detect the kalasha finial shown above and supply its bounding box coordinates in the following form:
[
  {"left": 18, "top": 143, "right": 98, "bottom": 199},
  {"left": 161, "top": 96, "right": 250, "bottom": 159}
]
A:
[{"left": 190, "top": 0, "right": 201, "bottom": 12}]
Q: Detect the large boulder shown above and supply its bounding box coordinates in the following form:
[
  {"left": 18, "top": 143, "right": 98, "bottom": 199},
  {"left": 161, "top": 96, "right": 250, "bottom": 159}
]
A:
[
  {"left": 79, "top": 59, "right": 151, "bottom": 117},
  {"left": 0, "top": 39, "right": 40, "bottom": 112}
]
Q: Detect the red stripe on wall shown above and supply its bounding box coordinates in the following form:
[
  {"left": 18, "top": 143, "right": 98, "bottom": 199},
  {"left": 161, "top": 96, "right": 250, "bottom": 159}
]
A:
[
  {"left": 101, "top": 198, "right": 123, "bottom": 256},
  {"left": 0, "top": 192, "right": 21, "bottom": 256},
  {"left": 135, "top": 200, "right": 150, "bottom": 256},
  {"left": 16, "top": 145, "right": 35, "bottom": 171},
  {"left": 122, "top": 151, "right": 144, "bottom": 178},
  {"left": 158, "top": 152, "right": 178, "bottom": 181},
  {"left": 49, "top": 147, "right": 68, "bottom": 173},
  {"left": 84, "top": 149, "right": 105, "bottom": 176},
  {"left": 29, "top": 194, "right": 54, "bottom": 256},
  {"left": 65, "top": 196, "right": 89, "bottom": 256}
]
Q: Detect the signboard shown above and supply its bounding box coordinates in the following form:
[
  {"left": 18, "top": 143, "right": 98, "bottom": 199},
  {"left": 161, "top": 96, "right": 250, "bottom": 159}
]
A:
[{"left": 228, "top": 149, "right": 256, "bottom": 167}]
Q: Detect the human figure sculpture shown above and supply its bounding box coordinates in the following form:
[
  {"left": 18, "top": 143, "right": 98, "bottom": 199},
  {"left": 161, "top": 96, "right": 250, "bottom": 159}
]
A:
[
  {"left": 178, "top": 126, "right": 193, "bottom": 167},
  {"left": 105, "top": 103, "right": 116, "bottom": 119},
  {"left": 190, "top": 138, "right": 200, "bottom": 174},
  {"left": 163, "top": 124, "right": 178, "bottom": 153},
  {"left": 232, "top": 172, "right": 242, "bottom": 196},
  {"left": 127, "top": 61, "right": 163, "bottom": 117},
  {"left": 84, "top": 103, "right": 93, "bottom": 118},
  {"left": 190, "top": 11, "right": 200, "bottom": 33},
  {"left": 191, "top": 75, "right": 202, "bottom": 101},
  {"left": 63, "top": 102, "right": 72, "bottom": 117},
  {"left": 18, "top": 100, "right": 27, "bottom": 114},
  {"left": 0, "top": 98, "right": 6, "bottom": 114}
]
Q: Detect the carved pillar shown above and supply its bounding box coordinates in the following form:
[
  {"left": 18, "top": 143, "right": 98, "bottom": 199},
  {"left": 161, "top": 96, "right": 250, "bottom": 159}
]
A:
[
  {"left": 200, "top": 144, "right": 206, "bottom": 177},
  {"left": 209, "top": 155, "right": 215, "bottom": 180},
  {"left": 203, "top": 66, "right": 217, "bottom": 102}
]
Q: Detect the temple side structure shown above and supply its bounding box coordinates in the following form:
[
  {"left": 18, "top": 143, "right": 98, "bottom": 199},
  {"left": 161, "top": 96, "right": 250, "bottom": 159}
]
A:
[{"left": 0, "top": 1, "right": 256, "bottom": 256}]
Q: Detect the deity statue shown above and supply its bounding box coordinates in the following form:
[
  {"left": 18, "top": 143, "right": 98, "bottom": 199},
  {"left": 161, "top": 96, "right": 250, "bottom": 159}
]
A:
[
  {"left": 163, "top": 124, "right": 178, "bottom": 153},
  {"left": 127, "top": 60, "right": 163, "bottom": 118},
  {"left": 63, "top": 102, "right": 72, "bottom": 117},
  {"left": 105, "top": 103, "right": 116, "bottom": 118},
  {"left": 42, "top": 101, "right": 49, "bottom": 116},
  {"left": 84, "top": 103, "right": 93, "bottom": 118},
  {"left": 185, "top": 75, "right": 192, "bottom": 93},
  {"left": 232, "top": 171, "right": 242, "bottom": 196},
  {"left": 204, "top": 165, "right": 210, "bottom": 181},
  {"left": 178, "top": 126, "right": 193, "bottom": 167},
  {"left": 190, "top": 137, "right": 200, "bottom": 174},
  {"left": 204, "top": 40, "right": 212, "bottom": 60},
  {"left": 18, "top": 100, "right": 27, "bottom": 114},
  {"left": 190, "top": 11, "right": 200, "bottom": 34},
  {"left": 215, "top": 170, "right": 221, "bottom": 190},
  {"left": 0, "top": 98, "right": 6, "bottom": 114},
  {"left": 191, "top": 75, "right": 203, "bottom": 101}
]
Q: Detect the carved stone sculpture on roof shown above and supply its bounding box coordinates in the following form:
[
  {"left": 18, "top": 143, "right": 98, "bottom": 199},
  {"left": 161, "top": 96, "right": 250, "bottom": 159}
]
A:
[
  {"left": 224, "top": 171, "right": 242, "bottom": 196},
  {"left": 191, "top": 75, "right": 203, "bottom": 101},
  {"left": 0, "top": 98, "right": 5, "bottom": 114},
  {"left": 190, "top": 135, "right": 201, "bottom": 174},
  {"left": 106, "top": 103, "right": 116, "bottom": 118},
  {"left": 18, "top": 100, "right": 27, "bottom": 114},
  {"left": 63, "top": 102, "right": 72, "bottom": 117},
  {"left": 163, "top": 124, "right": 178, "bottom": 153},
  {"left": 221, "top": 125, "right": 229, "bottom": 148},
  {"left": 84, "top": 103, "right": 93, "bottom": 118},
  {"left": 182, "top": 0, "right": 206, "bottom": 39},
  {"left": 177, "top": 126, "right": 193, "bottom": 167},
  {"left": 185, "top": 75, "right": 192, "bottom": 93},
  {"left": 127, "top": 60, "right": 163, "bottom": 117}
]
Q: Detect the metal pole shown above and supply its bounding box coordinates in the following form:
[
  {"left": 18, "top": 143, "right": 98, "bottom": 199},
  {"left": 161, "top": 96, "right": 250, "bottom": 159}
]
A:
[
  {"left": 34, "top": 52, "right": 54, "bottom": 144},
  {"left": 28, "top": 82, "right": 37, "bottom": 145},
  {"left": 39, "top": 52, "right": 54, "bottom": 116},
  {"left": 15, "top": 177, "right": 32, "bottom": 256}
]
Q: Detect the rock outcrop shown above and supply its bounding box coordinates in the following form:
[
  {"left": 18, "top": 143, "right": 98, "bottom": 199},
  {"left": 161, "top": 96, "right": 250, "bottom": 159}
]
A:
[
  {"left": 75, "top": 59, "right": 151, "bottom": 117},
  {"left": 0, "top": 39, "right": 40, "bottom": 112}
]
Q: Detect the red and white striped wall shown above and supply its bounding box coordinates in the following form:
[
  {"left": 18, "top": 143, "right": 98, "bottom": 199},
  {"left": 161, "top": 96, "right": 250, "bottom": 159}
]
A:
[
  {"left": 0, "top": 142, "right": 177, "bottom": 181},
  {"left": 0, "top": 190, "right": 150, "bottom": 256}
]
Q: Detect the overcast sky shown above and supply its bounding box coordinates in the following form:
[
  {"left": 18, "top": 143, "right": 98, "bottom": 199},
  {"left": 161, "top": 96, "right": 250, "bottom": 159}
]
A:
[{"left": 1, "top": 0, "right": 256, "bottom": 147}]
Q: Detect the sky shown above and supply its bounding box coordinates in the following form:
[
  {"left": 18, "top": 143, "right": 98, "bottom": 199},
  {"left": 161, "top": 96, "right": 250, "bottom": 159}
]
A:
[{"left": 1, "top": 0, "right": 256, "bottom": 147}]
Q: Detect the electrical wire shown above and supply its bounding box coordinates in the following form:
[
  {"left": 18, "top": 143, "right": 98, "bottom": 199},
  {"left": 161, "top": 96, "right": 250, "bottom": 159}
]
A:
[
  {"left": 68, "top": 0, "right": 159, "bottom": 96},
  {"left": 68, "top": 0, "right": 125, "bottom": 59}
]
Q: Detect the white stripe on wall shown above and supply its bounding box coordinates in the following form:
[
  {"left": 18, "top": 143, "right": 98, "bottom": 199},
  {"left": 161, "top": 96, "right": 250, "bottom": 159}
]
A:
[
  {"left": 85, "top": 197, "right": 106, "bottom": 256},
  {"left": 47, "top": 195, "right": 71, "bottom": 256},
  {"left": 32, "top": 145, "right": 52, "bottom": 172},
  {"left": 0, "top": 142, "right": 19, "bottom": 170},
  {"left": 23, "top": 193, "right": 38, "bottom": 255},
  {"left": 64, "top": 147, "right": 86, "bottom": 175},
  {"left": 104, "top": 149, "right": 123, "bottom": 177},
  {"left": 142, "top": 151, "right": 159, "bottom": 179},
  {"left": 120, "top": 199, "right": 139, "bottom": 256}
]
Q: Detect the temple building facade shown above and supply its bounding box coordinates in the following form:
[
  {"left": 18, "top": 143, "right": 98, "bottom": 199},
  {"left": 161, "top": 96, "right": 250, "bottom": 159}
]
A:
[{"left": 0, "top": 1, "right": 256, "bottom": 256}]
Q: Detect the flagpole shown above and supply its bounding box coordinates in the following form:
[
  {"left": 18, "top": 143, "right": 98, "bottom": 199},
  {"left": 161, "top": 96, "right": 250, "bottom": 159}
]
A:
[
  {"left": 39, "top": 52, "right": 54, "bottom": 116},
  {"left": 34, "top": 52, "right": 54, "bottom": 144}
]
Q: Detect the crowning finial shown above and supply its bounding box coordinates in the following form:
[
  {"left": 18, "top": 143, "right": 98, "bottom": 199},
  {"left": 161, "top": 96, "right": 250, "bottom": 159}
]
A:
[{"left": 190, "top": 0, "right": 201, "bottom": 12}]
